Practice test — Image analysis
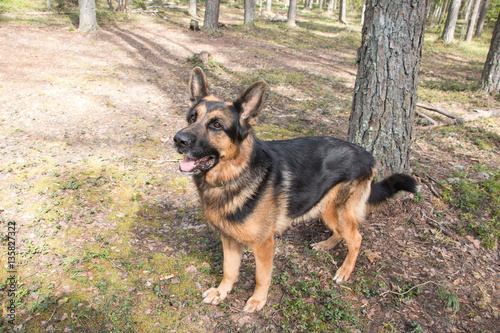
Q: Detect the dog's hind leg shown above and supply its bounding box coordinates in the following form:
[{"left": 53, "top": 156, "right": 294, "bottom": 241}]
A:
[
  {"left": 317, "top": 187, "right": 366, "bottom": 284},
  {"left": 332, "top": 211, "right": 362, "bottom": 284},
  {"left": 203, "top": 235, "right": 244, "bottom": 305},
  {"left": 243, "top": 236, "right": 274, "bottom": 312}
]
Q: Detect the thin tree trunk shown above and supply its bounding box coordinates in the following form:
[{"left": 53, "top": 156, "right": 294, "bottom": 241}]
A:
[
  {"left": 339, "top": 0, "right": 346, "bottom": 23},
  {"left": 204, "top": 0, "right": 221, "bottom": 30},
  {"left": 464, "top": 0, "right": 472, "bottom": 22},
  {"left": 287, "top": 0, "right": 297, "bottom": 27},
  {"left": 438, "top": 0, "right": 450, "bottom": 24},
  {"left": 348, "top": 0, "right": 426, "bottom": 175},
  {"left": 244, "top": 0, "right": 257, "bottom": 27},
  {"left": 360, "top": 4, "right": 365, "bottom": 25},
  {"left": 327, "top": 0, "right": 334, "bottom": 14},
  {"left": 78, "top": 0, "right": 98, "bottom": 32},
  {"left": 441, "top": 0, "right": 461, "bottom": 43},
  {"left": 481, "top": 11, "right": 500, "bottom": 92},
  {"left": 189, "top": 0, "right": 197, "bottom": 16},
  {"left": 266, "top": 0, "right": 272, "bottom": 12},
  {"left": 466, "top": 0, "right": 481, "bottom": 42},
  {"left": 475, "top": 0, "right": 490, "bottom": 38}
]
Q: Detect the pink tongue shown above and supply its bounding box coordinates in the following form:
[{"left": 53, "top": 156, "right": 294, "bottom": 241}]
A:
[{"left": 180, "top": 157, "right": 196, "bottom": 172}]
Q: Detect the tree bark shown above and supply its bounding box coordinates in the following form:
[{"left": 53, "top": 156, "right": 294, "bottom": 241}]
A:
[
  {"left": 466, "top": 0, "right": 481, "bottom": 42},
  {"left": 189, "top": 0, "right": 197, "bottom": 17},
  {"left": 348, "top": 0, "right": 427, "bottom": 175},
  {"left": 475, "top": 0, "right": 490, "bottom": 38},
  {"left": 481, "top": 11, "right": 500, "bottom": 93},
  {"left": 78, "top": 0, "right": 98, "bottom": 32},
  {"left": 204, "top": 0, "right": 221, "bottom": 30},
  {"left": 339, "top": 0, "right": 346, "bottom": 23},
  {"left": 441, "top": 0, "right": 461, "bottom": 43},
  {"left": 287, "top": 0, "right": 297, "bottom": 27},
  {"left": 244, "top": 0, "right": 257, "bottom": 27}
]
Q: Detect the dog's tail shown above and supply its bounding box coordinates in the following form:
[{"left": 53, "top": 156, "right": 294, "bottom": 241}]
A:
[{"left": 368, "top": 174, "right": 417, "bottom": 206}]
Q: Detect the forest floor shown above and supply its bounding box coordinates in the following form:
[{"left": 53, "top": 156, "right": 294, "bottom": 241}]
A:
[{"left": 1, "top": 4, "right": 499, "bottom": 333}]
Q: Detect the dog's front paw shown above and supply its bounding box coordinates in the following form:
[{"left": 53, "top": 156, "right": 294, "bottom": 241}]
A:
[
  {"left": 333, "top": 264, "right": 353, "bottom": 284},
  {"left": 202, "top": 288, "right": 227, "bottom": 305},
  {"left": 243, "top": 296, "right": 266, "bottom": 312}
]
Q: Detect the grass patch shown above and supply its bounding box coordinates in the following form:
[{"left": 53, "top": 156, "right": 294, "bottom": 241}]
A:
[
  {"left": 272, "top": 271, "right": 359, "bottom": 332},
  {"left": 442, "top": 171, "right": 500, "bottom": 248}
]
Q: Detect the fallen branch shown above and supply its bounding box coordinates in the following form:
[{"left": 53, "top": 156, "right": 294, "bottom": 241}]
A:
[
  {"left": 416, "top": 110, "right": 437, "bottom": 126},
  {"left": 417, "top": 102, "right": 463, "bottom": 120},
  {"left": 424, "top": 215, "right": 455, "bottom": 239},
  {"left": 417, "top": 108, "right": 500, "bottom": 128},
  {"left": 380, "top": 280, "right": 436, "bottom": 297}
]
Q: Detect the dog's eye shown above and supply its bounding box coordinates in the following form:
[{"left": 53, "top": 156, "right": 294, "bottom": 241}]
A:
[
  {"left": 189, "top": 114, "right": 196, "bottom": 123},
  {"left": 212, "top": 121, "right": 223, "bottom": 129}
]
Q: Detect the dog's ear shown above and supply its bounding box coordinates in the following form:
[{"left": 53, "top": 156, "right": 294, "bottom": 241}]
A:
[
  {"left": 234, "top": 81, "right": 267, "bottom": 127},
  {"left": 189, "top": 67, "right": 209, "bottom": 103}
]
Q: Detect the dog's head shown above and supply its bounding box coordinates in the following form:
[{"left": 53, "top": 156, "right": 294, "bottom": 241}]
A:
[{"left": 174, "top": 67, "right": 267, "bottom": 175}]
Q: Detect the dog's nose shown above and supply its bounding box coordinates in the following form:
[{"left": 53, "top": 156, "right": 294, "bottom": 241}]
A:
[{"left": 174, "top": 131, "right": 196, "bottom": 148}]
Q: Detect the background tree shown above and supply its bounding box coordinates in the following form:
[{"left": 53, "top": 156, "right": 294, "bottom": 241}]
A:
[
  {"left": 475, "top": 0, "right": 490, "bottom": 38},
  {"left": 189, "top": 0, "right": 197, "bottom": 17},
  {"left": 339, "top": 0, "right": 347, "bottom": 23},
  {"left": 442, "top": 0, "right": 461, "bottom": 43},
  {"left": 481, "top": 11, "right": 500, "bottom": 92},
  {"left": 244, "top": 0, "right": 257, "bottom": 27},
  {"left": 266, "top": 0, "right": 272, "bottom": 12},
  {"left": 466, "top": 0, "right": 481, "bottom": 42},
  {"left": 348, "top": 0, "right": 427, "bottom": 175},
  {"left": 78, "top": 0, "right": 98, "bottom": 32},
  {"left": 287, "top": 0, "right": 297, "bottom": 27},
  {"left": 204, "top": 0, "right": 221, "bottom": 30}
]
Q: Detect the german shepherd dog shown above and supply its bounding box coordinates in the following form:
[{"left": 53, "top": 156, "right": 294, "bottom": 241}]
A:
[{"left": 174, "top": 67, "right": 416, "bottom": 312}]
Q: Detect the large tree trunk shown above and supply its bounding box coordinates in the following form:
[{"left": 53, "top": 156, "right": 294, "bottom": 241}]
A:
[
  {"left": 204, "top": 0, "right": 221, "bottom": 30},
  {"left": 339, "top": 0, "right": 346, "bottom": 23},
  {"left": 475, "top": 0, "right": 490, "bottom": 38},
  {"left": 244, "top": 0, "right": 257, "bottom": 27},
  {"left": 287, "top": 0, "right": 297, "bottom": 27},
  {"left": 466, "top": 0, "right": 481, "bottom": 42},
  {"left": 481, "top": 11, "right": 500, "bottom": 93},
  {"left": 78, "top": 0, "right": 98, "bottom": 32},
  {"left": 441, "top": 0, "right": 461, "bottom": 43},
  {"left": 348, "top": 0, "right": 426, "bottom": 175}
]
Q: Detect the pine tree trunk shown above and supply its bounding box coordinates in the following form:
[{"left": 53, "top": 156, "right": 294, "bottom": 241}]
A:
[
  {"left": 475, "top": 0, "right": 490, "bottom": 38},
  {"left": 481, "top": 11, "right": 500, "bottom": 93},
  {"left": 339, "top": 0, "right": 346, "bottom": 23},
  {"left": 348, "top": 0, "right": 426, "bottom": 175},
  {"left": 244, "top": 0, "right": 257, "bottom": 27},
  {"left": 266, "top": 0, "right": 272, "bottom": 12},
  {"left": 204, "top": 0, "right": 221, "bottom": 30},
  {"left": 78, "top": 0, "right": 98, "bottom": 32},
  {"left": 441, "top": 0, "right": 461, "bottom": 43},
  {"left": 287, "top": 0, "right": 297, "bottom": 27},
  {"left": 466, "top": 0, "right": 481, "bottom": 42}
]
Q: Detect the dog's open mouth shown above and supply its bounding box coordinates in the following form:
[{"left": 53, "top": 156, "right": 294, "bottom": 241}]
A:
[{"left": 179, "top": 156, "right": 216, "bottom": 174}]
